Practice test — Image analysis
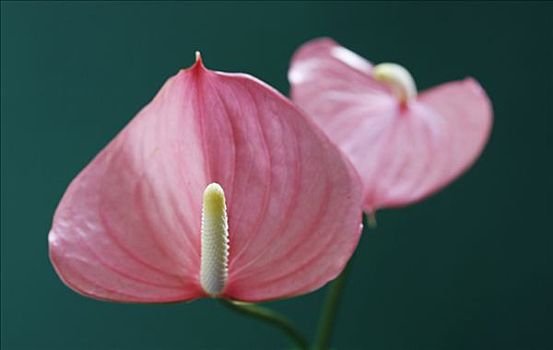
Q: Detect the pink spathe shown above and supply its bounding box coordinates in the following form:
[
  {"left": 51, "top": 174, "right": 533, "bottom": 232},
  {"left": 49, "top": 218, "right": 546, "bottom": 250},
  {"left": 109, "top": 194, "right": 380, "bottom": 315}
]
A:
[
  {"left": 289, "top": 38, "right": 493, "bottom": 213},
  {"left": 49, "top": 55, "right": 363, "bottom": 303}
]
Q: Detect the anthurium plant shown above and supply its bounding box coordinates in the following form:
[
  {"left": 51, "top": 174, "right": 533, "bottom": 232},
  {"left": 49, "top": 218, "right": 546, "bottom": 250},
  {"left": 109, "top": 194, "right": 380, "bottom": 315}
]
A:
[{"left": 49, "top": 39, "right": 492, "bottom": 349}]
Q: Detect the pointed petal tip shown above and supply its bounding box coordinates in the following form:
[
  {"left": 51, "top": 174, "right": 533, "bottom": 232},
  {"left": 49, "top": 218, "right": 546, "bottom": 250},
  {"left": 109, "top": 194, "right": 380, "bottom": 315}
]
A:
[{"left": 191, "top": 51, "right": 207, "bottom": 73}]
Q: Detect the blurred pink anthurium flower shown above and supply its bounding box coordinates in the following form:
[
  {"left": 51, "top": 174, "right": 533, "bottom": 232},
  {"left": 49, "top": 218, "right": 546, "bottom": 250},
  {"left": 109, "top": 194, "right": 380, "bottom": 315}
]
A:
[
  {"left": 49, "top": 53, "right": 363, "bottom": 303},
  {"left": 289, "top": 38, "right": 493, "bottom": 213}
]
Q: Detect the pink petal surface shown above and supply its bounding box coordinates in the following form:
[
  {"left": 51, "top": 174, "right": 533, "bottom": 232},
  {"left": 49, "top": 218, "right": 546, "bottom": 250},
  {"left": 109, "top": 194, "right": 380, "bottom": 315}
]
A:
[
  {"left": 289, "top": 38, "right": 493, "bottom": 212},
  {"left": 49, "top": 57, "right": 363, "bottom": 303}
]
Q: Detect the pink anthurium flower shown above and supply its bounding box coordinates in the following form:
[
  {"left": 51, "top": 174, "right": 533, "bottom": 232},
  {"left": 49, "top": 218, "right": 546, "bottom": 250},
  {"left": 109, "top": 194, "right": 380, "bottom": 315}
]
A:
[
  {"left": 289, "top": 38, "right": 493, "bottom": 213},
  {"left": 49, "top": 53, "right": 363, "bottom": 303}
]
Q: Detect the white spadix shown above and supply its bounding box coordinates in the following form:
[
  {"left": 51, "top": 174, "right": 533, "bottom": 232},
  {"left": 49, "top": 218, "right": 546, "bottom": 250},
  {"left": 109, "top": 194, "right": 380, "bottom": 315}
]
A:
[
  {"left": 372, "top": 63, "right": 417, "bottom": 104},
  {"left": 200, "top": 183, "right": 229, "bottom": 296}
]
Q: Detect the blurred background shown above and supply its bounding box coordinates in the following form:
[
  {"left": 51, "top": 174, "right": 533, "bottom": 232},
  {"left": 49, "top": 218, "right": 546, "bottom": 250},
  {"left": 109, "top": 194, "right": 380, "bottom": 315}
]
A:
[{"left": 1, "top": 2, "right": 552, "bottom": 349}]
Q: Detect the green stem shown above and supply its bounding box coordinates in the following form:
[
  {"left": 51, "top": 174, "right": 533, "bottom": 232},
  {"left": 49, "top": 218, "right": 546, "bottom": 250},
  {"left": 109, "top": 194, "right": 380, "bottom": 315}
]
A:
[
  {"left": 311, "top": 261, "right": 352, "bottom": 350},
  {"left": 220, "top": 299, "right": 308, "bottom": 350},
  {"left": 312, "top": 213, "right": 371, "bottom": 350}
]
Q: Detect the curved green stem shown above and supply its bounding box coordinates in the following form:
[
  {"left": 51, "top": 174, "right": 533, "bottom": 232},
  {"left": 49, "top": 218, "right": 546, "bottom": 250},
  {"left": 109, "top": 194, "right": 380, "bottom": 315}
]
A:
[
  {"left": 220, "top": 299, "right": 308, "bottom": 350},
  {"left": 312, "top": 213, "right": 371, "bottom": 350},
  {"left": 311, "top": 261, "right": 352, "bottom": 350}
]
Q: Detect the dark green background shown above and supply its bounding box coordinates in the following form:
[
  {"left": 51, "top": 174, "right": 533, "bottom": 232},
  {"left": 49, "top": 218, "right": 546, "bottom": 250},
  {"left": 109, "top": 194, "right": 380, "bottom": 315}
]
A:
[{"left": 2, "top": 2, "right": 552, "bottom": 349}]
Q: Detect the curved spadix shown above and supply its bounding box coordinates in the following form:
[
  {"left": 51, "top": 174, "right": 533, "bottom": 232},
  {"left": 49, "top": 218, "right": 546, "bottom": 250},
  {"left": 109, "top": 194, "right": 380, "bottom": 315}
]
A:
[{"left": 372, "top": 63, "right": 417, "bottom": 103}]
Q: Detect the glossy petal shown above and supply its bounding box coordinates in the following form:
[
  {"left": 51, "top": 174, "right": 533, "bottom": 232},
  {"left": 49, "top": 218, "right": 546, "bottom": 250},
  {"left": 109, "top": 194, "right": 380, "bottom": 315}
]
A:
[
  {"left": 49, "top": 57, "right": 363, "bottom": 303},
  {"left": 289, "top": 38, "right": 493, "bottom": 212}
]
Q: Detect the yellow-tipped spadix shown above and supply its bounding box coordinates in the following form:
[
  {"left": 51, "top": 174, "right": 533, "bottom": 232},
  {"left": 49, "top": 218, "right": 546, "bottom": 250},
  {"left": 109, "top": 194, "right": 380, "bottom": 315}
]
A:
[
  {"left": 373, "top": 63, "right": 417, "bottom": 104},
  {"left": 200, "top": 183, "right": 229, "bottom": 296}
]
